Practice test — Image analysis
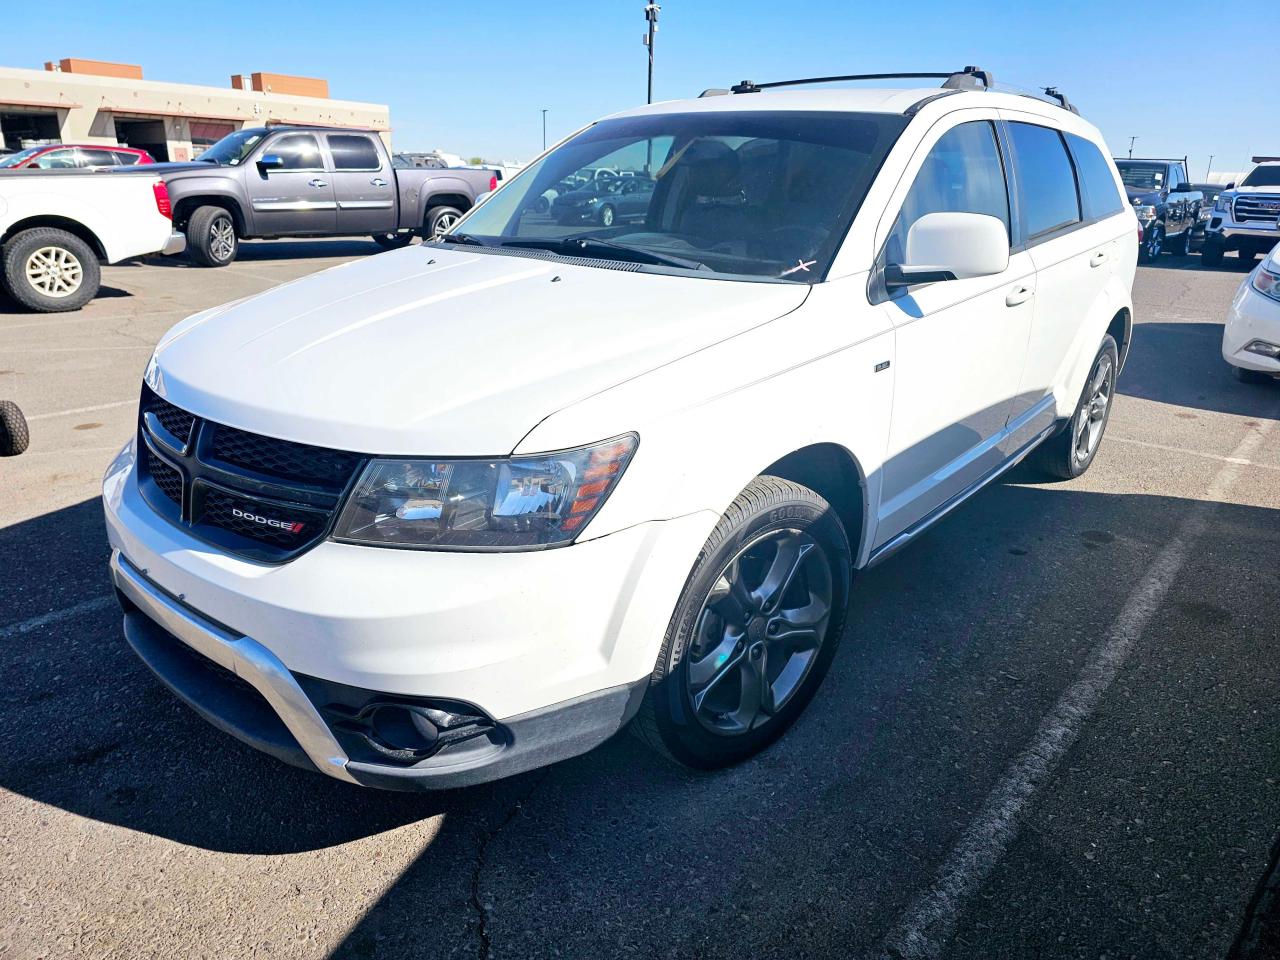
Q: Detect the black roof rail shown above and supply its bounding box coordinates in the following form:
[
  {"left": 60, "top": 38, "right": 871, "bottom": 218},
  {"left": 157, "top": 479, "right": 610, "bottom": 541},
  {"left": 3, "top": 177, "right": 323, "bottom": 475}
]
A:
[
  {"left": 1252, "top": 156, "right": 1280, "bottom": 164},
  {"left": 1117, "top": 157, "right": 1190, "bottom": 165},
  {"left": 728, "top": 66, "right": 993, "bottom": 95}
]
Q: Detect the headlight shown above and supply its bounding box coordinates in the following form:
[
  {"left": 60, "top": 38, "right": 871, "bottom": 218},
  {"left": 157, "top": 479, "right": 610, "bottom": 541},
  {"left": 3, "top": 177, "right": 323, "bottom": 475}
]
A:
[
  {"left": 1251, "top": 265, "right": 1280, "bottom": 303},
  {"left": 332, "top": 434, "right": 637, "bottom": 550},
  {"left": 1215, "top": 194, "right": 1232, "bottom": 213},
  {"left": 1132, "top": 204, "right": 1157, "bottom": 220}
]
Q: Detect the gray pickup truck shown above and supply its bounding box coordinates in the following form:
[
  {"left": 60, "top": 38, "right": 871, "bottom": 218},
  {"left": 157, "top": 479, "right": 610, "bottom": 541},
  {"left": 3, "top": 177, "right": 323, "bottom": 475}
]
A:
[{"left": 145, "top": 126, "right": 496, "bottom": 266}]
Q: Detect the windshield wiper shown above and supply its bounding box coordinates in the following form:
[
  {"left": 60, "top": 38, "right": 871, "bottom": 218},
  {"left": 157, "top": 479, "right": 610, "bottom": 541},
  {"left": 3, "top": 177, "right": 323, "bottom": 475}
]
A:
[
  {"left": 435, "top": 232, "right": 486, "bottom": 246},
  {"left": 501, "top": 235, "right": 706, "bottom": 271}
]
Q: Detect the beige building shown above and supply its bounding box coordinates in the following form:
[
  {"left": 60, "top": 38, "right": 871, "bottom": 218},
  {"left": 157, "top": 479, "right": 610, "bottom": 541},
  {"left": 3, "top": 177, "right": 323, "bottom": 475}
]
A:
[{"left": 0, "top": 58, "right": 390, "bottom": 161}]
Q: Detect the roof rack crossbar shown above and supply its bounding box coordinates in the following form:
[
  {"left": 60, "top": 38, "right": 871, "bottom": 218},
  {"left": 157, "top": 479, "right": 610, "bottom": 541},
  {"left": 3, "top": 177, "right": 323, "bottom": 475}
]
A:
[
  {"left": 1041, "top": 87, "right": 1079, "bottom": 115},
  {"left": 729, "top": 67, "right": 992, "bottom": 95}
]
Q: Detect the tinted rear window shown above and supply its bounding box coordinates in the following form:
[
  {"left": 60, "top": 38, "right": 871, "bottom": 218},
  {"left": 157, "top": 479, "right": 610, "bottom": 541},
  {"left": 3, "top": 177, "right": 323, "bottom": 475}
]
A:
[
  {"left": 1008, "top": 122, "right": 1081, "bottom": 238},
  {"left": 1066, "top": 134, "right": 1125, "bottom": 220},
  {"left": 328, "top": 135, "right": 381, "bottom": 171}
]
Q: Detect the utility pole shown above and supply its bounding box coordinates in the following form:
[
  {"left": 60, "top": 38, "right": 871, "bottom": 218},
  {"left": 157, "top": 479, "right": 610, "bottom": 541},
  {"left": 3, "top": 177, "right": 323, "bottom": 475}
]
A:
[
  {"left": 644, "top": 4, "right": 660, "bottom": 104},
  {"left": 541, "top": 109, "right": 548, "bottom": 152},
  {"left": 1205, "top": 155, "right": 1214, "bottom": 180},
  {"left": 1128, "top": 136, "right": 1138, "bottom": 159}
]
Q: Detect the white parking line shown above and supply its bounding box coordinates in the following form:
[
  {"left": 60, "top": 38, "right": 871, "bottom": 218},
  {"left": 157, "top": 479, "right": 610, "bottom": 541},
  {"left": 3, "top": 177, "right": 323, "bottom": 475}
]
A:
[
  {"left": 876, "top": 418, "right": 1276, "bottom": 960},
  {"left": 0, "top": 596, "right": 114, "bottom": 641},
  {"left": 28, "top": 400, "right": 135, "bottom": 422},
  {"left": 1109, "top": 434, "right": 1280, "bottom": 471}
]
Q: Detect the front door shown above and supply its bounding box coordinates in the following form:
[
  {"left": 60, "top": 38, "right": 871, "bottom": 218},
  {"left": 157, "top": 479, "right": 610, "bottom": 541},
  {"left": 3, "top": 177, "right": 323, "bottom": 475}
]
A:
[
  {"left": 873, "top": 116, "right": 1035, "bottom": 545},
  {"left": 248, "top": 132, "right": 336, "bottom": 236},
  {"left": 326, "top": 133, "right": 397, "bottom": 235}
]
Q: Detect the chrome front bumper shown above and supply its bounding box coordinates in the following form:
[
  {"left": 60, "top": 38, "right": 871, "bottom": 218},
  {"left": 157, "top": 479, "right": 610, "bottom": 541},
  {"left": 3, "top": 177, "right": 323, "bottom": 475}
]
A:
[
  {"left": 161, "top": 231, "right": 187, "bottom": 256},
  {"left": 109, "top": 549, "right": 356, "bottom": 783}
]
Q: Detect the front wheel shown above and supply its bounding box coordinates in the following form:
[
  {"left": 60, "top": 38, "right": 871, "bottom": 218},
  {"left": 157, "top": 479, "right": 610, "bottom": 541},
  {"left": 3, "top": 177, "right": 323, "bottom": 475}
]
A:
[
  {"left": 186, "top": 206, "right": 238, "bottom": 267},
  {"left": 1138, "top": 224, "right": 1164, "bottom": 262},
  {"left": 1232, "top": 364, "right": 1273, "bottom": 384},
  {"left": 633, "top": 476, "right": 851, "bottom": 770},
  {"left": 597, "top": 204, "right": 615, "bottom": 227},
  {"left": 1201, "top": 241, "right": 1225, "bottom": 267},
  {"left": 1031, "top": 334, "right": 1119, "bottom": 480},
  {"left": 0, "top": 400, "right": 30, "bottom": 456},
  {"left": 0, "top": 227, "right": 100, "bottom": 313}
]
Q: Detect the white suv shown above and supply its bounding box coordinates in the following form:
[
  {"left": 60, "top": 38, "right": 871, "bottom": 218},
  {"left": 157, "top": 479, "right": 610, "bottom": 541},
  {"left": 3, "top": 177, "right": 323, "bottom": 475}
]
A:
[{"left": 103, "top": 69, "right": 1137, "bottom": 789}]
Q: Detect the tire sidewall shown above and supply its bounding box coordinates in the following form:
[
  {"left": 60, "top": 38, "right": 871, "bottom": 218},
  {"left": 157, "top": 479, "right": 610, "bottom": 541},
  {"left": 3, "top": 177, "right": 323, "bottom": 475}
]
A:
[
  {"left": 653, "top": 490, "right": 851, "bottom": 768},
  {"left": 1067, "top": 334, "right": 1120, "bottom": 477},
  {"left": 1, "top": 229, "right": 100, "bottom": 313}
]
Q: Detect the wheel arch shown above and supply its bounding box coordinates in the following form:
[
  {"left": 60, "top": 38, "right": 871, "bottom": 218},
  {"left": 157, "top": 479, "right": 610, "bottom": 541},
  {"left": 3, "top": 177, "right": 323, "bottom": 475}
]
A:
[
  {"left": 173, "top": 195, "right": 246, "bottom": 235},
  {"left": 759, "top": 443, "right": 869, "bottom": 566},
  {"left": 422, "top": 192, "right": 471, "bottom": 223},
  {"left": 0, "top": 216, "right": 106, "bottom": 260},
  {"left": 1108, "top": 306, "right": 1132, "bottom": 373}
]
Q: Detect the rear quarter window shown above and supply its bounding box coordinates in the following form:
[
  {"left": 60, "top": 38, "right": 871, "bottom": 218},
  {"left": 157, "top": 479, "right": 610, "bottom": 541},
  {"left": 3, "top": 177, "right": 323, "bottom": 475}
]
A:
[
  {"left": 1065, "top": 134, "right": 1125, "bottom": 220},
  {"left": 1007, "top": 122, "right": 1081, "bottom": 239}
]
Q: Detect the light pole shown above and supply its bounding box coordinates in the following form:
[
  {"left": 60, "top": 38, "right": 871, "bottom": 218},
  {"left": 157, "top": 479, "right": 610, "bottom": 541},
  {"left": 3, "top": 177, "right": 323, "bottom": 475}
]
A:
[
  {"left": 1128, "top": 136, "right": 1138, "bottom": 159},
  {"left": 1205, "top": 155, "right": 1214, "bottom": 180},
  {"left": 644, "top": 3, "right": 660, "bottom": 104},
  {"left": 541, "top": 109, "right": 548, "bottom": 152}
]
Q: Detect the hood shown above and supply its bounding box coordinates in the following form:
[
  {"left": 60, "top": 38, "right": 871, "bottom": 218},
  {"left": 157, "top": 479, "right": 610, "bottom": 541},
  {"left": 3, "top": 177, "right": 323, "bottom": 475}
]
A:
[
  {"left": 1232, "top": 184, "right": 1280, "bottom": 195},
  {"left": 149, "top": 247, "right": 809, "bottom": 456},
  {"left": 1124, "top": 186, "right": 1161, "bottom": 203}
]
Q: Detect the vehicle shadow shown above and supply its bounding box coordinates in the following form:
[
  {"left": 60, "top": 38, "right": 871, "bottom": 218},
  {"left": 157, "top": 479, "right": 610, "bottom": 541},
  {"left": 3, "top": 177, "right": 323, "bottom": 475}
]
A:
[
  {"left": 1117, "top": 321, "right": 1280, "bottom": 419},
  {"left": 142, "top": 238, "right": 400, "bottom": 268},
  {"left": 3, "top": 479, "right": 1279, "bottom": 958}
]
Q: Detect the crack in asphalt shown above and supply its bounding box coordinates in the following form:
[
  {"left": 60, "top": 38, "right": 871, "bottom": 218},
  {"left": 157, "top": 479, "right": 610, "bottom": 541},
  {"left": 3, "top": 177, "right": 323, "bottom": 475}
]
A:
[{"left": 469, "top": 772, "right": 551, "bottom": 959}]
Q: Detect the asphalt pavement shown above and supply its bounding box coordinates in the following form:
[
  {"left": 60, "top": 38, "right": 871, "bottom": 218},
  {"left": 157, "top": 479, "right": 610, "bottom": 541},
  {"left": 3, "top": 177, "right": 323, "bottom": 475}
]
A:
[{"left": 0, "top": 243, "right": 1277, "bottom": 960}]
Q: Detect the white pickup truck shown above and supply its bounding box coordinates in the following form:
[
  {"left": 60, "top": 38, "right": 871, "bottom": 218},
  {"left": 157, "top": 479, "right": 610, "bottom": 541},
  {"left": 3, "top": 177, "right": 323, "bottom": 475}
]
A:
[{"left": 0, "top": 169, "right": 184, "bottom": 312}]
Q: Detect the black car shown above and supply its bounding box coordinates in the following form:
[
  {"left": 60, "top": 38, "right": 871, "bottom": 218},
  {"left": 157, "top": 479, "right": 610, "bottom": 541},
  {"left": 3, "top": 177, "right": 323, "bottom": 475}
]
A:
[
  {"left": 1113, "top": 158, "right": 1202, "bottom": 261},
  {"left": 550, "top": 176, "right": 655, "bottom": 227},
  {"left": 1188, "top": 183, "right": 1227, "bottom": 249}
]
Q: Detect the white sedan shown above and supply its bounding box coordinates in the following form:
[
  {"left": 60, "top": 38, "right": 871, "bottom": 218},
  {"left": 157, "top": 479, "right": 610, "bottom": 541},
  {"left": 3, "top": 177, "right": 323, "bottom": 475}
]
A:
[{"left": 1223, "top": 243, "right": 1280, "bottom": 383}]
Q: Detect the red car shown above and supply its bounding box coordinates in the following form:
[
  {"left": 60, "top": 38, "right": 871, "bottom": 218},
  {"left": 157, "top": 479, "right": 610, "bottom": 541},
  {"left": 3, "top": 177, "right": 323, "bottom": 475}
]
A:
[{"left": 0, "top": 144, "right": 155, "bottom": 170}]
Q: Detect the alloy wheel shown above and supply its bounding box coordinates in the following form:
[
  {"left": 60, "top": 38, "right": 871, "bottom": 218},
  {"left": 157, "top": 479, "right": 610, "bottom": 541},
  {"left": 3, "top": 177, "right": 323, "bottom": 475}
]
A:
[
  {"left": 24, "top": 246, "right": 83, "bottom": 298},
  {"left": 1073, "top": 353, "right": 1114, "bottom": 463},
  {"left": 432, "top": 212, "right": 460, "bottom": 238},
  {"left": 685, "top": 529, "right": 833, "bottom": 736},
  {"left": 209, "top": 217, "right": 235, "bottom": 262}
]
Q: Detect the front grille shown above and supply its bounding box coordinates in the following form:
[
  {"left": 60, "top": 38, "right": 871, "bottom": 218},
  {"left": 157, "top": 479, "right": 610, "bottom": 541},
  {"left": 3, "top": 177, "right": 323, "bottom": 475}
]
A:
[
  {"left": 1233, "top": 195, "right": 1280, "bottom": 226},
  {"left": 135, "top": 387, "right": 366, "bottom": 563},
  {"left": 141, "top": 387, "right": 195, "bottom": 448},
  {"left": 146, "top": 449, "right": 183, "bottom": 505},
  {"left": 210, "top": 424, "right": 359, "bottom": 491}
]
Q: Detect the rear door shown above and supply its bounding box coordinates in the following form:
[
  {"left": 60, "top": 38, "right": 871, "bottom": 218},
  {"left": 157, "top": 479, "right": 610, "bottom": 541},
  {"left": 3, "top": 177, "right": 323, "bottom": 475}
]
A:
[
  {"left": 327, "top": 133, "right": 397, "bottom": 235},
  {"left": 872, "top": 113, "right": 1036, "bottom": 544},
  {"left": 248, "top": 132, "right": 336, "bottom": 236},
  {"left": 76, "top": 147, "right": 123, "bottom": 169},
  {"left": 1002, "top": 116, "right": 1125, "bottom": 428}
]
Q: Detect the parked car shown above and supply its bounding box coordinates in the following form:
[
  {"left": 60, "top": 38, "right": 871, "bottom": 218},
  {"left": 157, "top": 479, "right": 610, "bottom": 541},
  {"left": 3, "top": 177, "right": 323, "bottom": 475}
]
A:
[
  {"left": 103, "top": 68, "right": 1136, "bottom": 790},
  {"left": 1221, "top": 241, "right": 1280, "bottom": 382},
  {"left": 549, "top": 177, "right": 639, "bottom": 225},
  {"left": 1113, "top": 158, "right": 1201, "bottom": 261},
  {"left": 0, "top": 144, "right": 154, "bottom": 169},
  {"left": 1189, "top": 183, "right": 1227, "bottom": 250},
  {"left": 0, "top": 168, "right": 184, "bottom": 311},
  {"left": 1201, "top": 158, "right": 1280, "bottom": 268},
  {"left": 128, "top": 127, "right": 497, "bottom": 266}
]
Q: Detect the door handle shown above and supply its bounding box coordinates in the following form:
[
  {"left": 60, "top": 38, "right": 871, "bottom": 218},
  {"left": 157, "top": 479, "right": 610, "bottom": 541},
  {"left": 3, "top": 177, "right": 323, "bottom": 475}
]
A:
[
  {"left": 308, "top": 178, "right": 328, "bottom": 188},
  {"left": 370, "top": 178, "right": 388, "bottom": 187},
  {"left": 1005, "top": 286, "right": 1033, "bottom": 307},
  {"left": 1090, "top": 251, "right": 1108, "bottom": 268}
]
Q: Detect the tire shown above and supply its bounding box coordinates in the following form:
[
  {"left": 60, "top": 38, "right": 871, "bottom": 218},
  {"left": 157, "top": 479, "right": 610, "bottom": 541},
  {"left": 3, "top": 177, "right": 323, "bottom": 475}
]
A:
[
  {"left": 633, "top": 476, "right": 852, "bottom": 770},
  {"left": 0, "top": 227, "right": 100, "bottom": 313},
  {"left": 186, "top": 206, "right": 238, "bottom": 267},
  {"left": 597, "top": 204, "right": 616, "bottom": 227},
  {"left": 1031, "top": 334, "right": 1120, "bottom": 480},
  {"left": 372, "top": 232, "right": 414, "bottom": 251},
  {"left": 1201, "top": 241, "right": 1225, "bottom": 267},
  {"left": 0, "top": 400, "right": 30, "bottom": 456},
  {"left": 1238, "top": 248, "right": 1258, "bottom": 265},
  {"left": 1138, "top": 224, "right": 1164, "bottom": 262},
  {"left": 1231, "top": 364, "right": 1273, "bottom": 384},
  {"left": 1168, "top": 226, "right": 1189, "bottom": 256},
  {"left": 425, "top": 206, "right": 464, "bottom": 240}
]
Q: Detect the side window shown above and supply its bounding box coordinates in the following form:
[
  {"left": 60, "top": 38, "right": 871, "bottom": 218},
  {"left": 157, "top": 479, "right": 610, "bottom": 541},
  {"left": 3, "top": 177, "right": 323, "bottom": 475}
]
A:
[
  {"left": 885, "top": 120, "right": 1010, "bottom": 265},
  {"left": 1065, "top": 134, "right": 1125, "bottom": 220},
  {"left": 1172, "top": 163, "right": 1187, "bottom": 189},
  {"left": 270, "top": 134, "right": 324, "bottom": 170},
  {"left": 1007, "top": 122, "right": 1081, "bottom": 239},
  {"left": 327, "top": 134, "right": 381, "bottom": 171},
  {"left": 112, "top": 151, "right": 140, "bottom": 165},
  {"left": 78, "top": 149, "right": 120, "bottom": 167},
  {"left": 32, "top": 149, "right": 76, "bottom": 169}
]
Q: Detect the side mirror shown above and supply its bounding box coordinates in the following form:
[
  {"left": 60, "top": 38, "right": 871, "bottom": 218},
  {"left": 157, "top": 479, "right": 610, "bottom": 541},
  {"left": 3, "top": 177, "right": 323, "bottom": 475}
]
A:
[
  {"left": 1226, "top": 182, "right": 1236, "bottom": 190},
  {"left": 256, "top": 154, "right": 284, "bottom": 173},
  {"left": 886, "top": 211, "right": 1009, "bottom": 288}
]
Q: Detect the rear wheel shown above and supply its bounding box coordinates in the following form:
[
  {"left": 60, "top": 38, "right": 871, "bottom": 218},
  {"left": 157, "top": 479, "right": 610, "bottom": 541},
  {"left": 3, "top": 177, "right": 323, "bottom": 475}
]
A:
[
  {"left": 1032, "top": 334, "right": 1119, "bottom": 480},
  {"left": 0, "top": 400, "right": 30, "bottom": 456},
  {"left": 372, "top": 232, "right": 414, "bottom": 250},
  {"left": 0, "top": 227, "right": 100, "bottom": 313},
  {"left": 634, "top": 476, "right": 851, "bottom": 769},
  {"left": 187, "top": 206, "right": 238, "bottom": 267},
  {"left": 426, "top": 206, "right": 463, "bottom": 240}
]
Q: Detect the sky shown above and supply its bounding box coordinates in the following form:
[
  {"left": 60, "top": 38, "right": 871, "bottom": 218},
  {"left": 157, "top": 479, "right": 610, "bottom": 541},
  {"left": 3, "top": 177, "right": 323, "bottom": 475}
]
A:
[{"left": 2, "top": 1, "right": 1266, "bottom": 182}]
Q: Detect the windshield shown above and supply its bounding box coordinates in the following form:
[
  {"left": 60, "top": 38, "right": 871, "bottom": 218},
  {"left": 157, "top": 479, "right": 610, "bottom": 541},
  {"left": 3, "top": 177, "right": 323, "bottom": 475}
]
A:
[
  {"left": 1241, "top": 165, "right": 1280, "bottom": 188},
  {"left": 446, "top": 110, "right": 906, "bottom": 282},
  {"left": 0, "top": 147, "right": 46, "bottom": 168},
  {"left": 1115, "top": 162, "right": 1166, "bottom": 190},
  {"left": 198, "top": 130, "right": 266, "bottom": 166}
]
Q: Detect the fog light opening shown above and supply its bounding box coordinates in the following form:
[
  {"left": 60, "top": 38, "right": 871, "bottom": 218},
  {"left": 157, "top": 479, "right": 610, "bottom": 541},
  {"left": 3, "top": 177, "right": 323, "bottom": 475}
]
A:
[{"left": 1243, "top": 339, "right": 1280, "bottom": 358}]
